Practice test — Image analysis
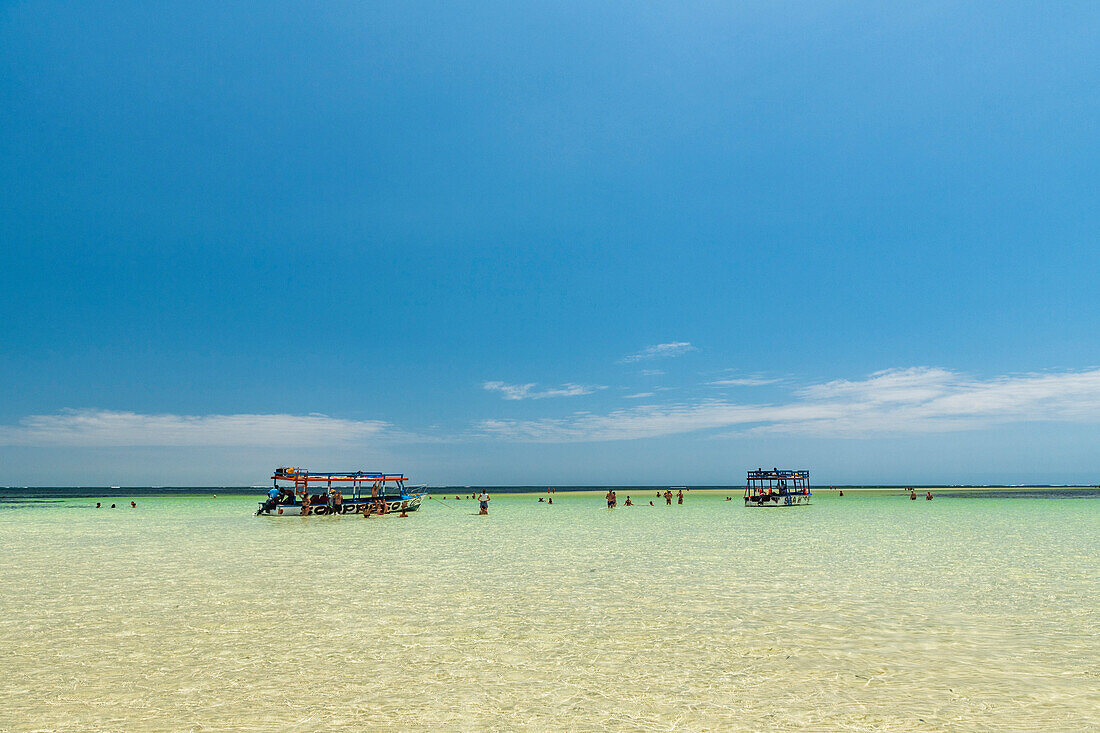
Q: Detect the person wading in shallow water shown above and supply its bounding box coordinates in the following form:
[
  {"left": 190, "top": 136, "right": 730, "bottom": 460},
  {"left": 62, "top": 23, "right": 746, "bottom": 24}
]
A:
[
  {"left": 478, "top": 490, "right": 490, "bottom": 515},
  {"left": 677, "top": 489, "right": 684, "bottom": 505},
  {"left": 606, "top": 489, "right": 616, "bottom": 508},
  {"left": 664, "top": 490, "right": 673, "bottom": 506}
]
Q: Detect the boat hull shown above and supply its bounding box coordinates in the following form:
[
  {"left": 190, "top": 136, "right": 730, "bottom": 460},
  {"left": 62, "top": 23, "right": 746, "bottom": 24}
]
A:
[
  {"left": 744, "top": 493, "right": 811, "bottom": 507},
  {"left": 257, "top": 494, "right": 424, "bottom": 516}
]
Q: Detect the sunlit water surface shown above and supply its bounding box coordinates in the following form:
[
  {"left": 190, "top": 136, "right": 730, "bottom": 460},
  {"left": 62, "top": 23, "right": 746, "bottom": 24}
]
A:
[{"left": 1, "top": 489, "right": 1097, "bottom": 731}]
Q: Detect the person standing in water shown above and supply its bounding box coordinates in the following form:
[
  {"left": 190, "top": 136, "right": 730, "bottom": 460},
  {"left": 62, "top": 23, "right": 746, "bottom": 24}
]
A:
[
  {"left": 624, "top": 496, "right": 633, "bottom": 506},
  {"left": 664, "top": 490, "right": 673, "bottom": 505},
  {"left": 478, "top": 490, "right": 490, "bottom": 515},
  {"left": 606, "top": 489, "right": 616, "bottom": 508},
  {"left": 676, "top": 489, "right": 684, "bottom": 505}
]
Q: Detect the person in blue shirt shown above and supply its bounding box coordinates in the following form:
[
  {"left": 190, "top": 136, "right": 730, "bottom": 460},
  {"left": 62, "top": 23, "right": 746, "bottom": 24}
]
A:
[{"left": 257, "top": 487, "right": 280, "bottom": 515}]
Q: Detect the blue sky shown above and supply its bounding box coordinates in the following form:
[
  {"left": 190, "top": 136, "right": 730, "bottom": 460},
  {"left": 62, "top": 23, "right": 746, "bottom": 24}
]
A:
[{"left": 2, "top": 2, "right": 1099, "bottom": 485}]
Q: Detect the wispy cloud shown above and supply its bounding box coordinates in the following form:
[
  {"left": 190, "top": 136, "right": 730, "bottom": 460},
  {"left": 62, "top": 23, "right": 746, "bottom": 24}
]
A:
[
  {"left": 620, "top": 342, "right": 697, "bottom": 363},
  {"left": 640, "top": 369, "right": 665, "bottom": 376},
  {"left": 707, "top": 377, "right": 781, "bottom": 387},
  {"left": 623, "top": 392, "right": 655, "bottom": 399},
  {"left": 482, "top": 381, "right": 606, "bottom": 400},
  {"left": 0, "top": 409, "right": 391, "bottom": 447},
  {"left": 475, "top": 367, "right": 1100, "bottom": 442}
]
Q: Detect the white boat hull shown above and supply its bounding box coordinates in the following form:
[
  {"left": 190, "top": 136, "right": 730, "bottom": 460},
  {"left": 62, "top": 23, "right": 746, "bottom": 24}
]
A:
[
  {"left": 744, "top": 493, "right": 811, "bottom": 507},
  {"left": 258, "top": 495, "right": 424, "bottom": 516}
]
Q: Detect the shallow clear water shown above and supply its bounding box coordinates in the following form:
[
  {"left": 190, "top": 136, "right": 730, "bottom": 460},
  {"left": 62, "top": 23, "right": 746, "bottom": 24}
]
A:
[{"left": 1, "top": 489, "right": 1097, "bottom": 731}]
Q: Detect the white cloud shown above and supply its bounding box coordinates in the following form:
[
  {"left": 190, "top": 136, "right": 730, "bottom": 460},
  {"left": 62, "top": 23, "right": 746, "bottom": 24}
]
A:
[
  {"left": 482, "top": 381, "right": 605, "bottom": 400},
  {"left": 620, "top": 342, "right": 697, "bottom": 363},
  {"left": 623, "top": 392, "right": 655, "bottom": 399},
  {"left": 640, "top": 369, "right": 665, "bottom": 376},
  {"left": 707, "top": 377, "right": 781, "bottom": 387},
  {"left": 0, "top": 409, "right": 391, "bottom": 447},
  {"left": 474, "top": 367, "right": 1100, "bottom": 442}
]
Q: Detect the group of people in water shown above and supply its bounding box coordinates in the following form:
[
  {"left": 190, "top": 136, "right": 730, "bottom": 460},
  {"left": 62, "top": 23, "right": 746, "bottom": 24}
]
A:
[
  {"left": 600, "top": 488, "right": 686, "bottom": 508},
  {"left": 94, "top": 501, "right": 136, "bottom": 509}
]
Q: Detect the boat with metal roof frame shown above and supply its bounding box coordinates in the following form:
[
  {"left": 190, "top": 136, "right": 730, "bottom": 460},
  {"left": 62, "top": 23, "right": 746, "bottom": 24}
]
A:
[
  {"left": 744, "top": 468, "right": 812, "bottom": 507},
  {"left": 256, "top": 467, "right": 426, "bottom": 516}
]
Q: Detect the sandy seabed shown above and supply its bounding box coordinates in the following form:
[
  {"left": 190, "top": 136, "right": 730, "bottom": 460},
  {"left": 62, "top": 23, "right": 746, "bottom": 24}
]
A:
[{"left": 2, "top": 489, "right": 1097, "bottom": 731}]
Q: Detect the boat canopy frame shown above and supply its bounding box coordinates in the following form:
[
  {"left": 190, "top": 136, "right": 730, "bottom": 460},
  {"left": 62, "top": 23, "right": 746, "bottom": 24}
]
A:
[
  {"left": 744, "top": 469, "right": 810, "bottom": 498},
  {"left": 272, "top": 467, "right": 410, "bottom": 501}
]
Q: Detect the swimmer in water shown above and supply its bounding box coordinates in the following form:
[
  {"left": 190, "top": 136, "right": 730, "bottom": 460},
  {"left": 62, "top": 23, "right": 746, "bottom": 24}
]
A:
[
  {"left": 624, "top": 496, "right": 633, "bottom": 506},
  {"left": 649, "top": 500, "right": 654, "bottom": 506},
  {"left": 110, "top": 504, "right": 116, "bottom": 509},
  {"left": 548, "top": 498, "right": 552, "bottom": 505},
  {"left": 131, "top": 501, "right": 136, "bottom": 508}
]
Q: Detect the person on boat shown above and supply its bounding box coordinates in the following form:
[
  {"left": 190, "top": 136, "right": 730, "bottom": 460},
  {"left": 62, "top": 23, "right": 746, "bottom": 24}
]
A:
[
  {"left": 625, "top": 496, "right": 633, "bottom": 506},
  {"left": 664, "top": 490, "right": 673, "bottom": 505},
  {"left": 676, "top": 489, "right": 684, "bottom": 504},
  {"left": 606, "top": 490, "right": 616, "bottom": 508},
  {"left": 478, "top": 490, "right": 490, "bottom": 515},
  {"left": 258, "top": 487, "right": 280, "bottom": 515}
]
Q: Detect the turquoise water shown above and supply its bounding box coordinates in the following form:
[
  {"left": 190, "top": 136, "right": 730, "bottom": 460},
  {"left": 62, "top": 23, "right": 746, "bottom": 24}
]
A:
[{"left": 1, "top": 489, "right": 1097, "bottom": 731}]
